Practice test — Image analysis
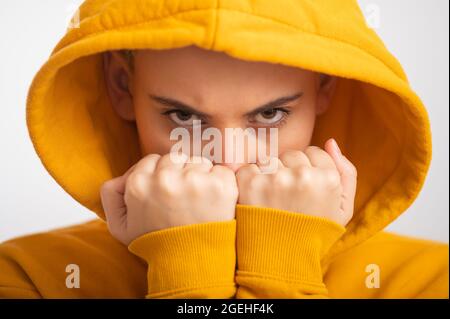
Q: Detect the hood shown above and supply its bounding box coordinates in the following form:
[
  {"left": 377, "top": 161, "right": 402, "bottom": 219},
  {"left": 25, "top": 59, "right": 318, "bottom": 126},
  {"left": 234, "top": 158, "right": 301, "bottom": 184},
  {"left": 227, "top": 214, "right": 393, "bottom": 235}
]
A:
[{"left": 26, "top": 0, "right": 432, "bottom": 257}]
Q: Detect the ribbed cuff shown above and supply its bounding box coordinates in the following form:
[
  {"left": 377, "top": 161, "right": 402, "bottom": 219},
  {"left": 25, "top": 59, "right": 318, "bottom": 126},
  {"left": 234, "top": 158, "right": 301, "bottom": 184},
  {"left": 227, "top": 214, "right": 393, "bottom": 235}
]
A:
[
  {"left": 236, "top": 205, "right": 345, "bottom": 285},
  {"left": 128, "top": 220, "right": 237, "bottom": 298}
]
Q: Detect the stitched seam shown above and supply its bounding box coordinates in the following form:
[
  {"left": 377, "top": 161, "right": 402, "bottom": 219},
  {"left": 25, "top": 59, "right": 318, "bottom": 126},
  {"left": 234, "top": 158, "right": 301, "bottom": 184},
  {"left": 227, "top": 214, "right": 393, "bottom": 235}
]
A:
[
  {"left": 149, "top": 282, "right": 236, "bottom": 298},
  {"left": 54, "top": 8, "right": 214, "bottom": 52},
  {"left": 56, "top": 7, "right": 400, "bottom": 79},
  {"left": 0, "top": 286, "right": 40, "bottom": 293},
  {"left": 208, "top": 0, "right": 220, "bottom": 49},
  {"left": 236, "top": 270, "right": 325, "bottom": 288}
]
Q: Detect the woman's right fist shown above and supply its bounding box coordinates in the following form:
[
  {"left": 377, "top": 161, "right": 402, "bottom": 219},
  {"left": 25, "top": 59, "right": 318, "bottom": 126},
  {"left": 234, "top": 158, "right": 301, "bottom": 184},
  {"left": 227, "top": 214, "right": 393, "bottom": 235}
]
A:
[{"left": 100, "top": 153, "right": 238, "bottom": 245}]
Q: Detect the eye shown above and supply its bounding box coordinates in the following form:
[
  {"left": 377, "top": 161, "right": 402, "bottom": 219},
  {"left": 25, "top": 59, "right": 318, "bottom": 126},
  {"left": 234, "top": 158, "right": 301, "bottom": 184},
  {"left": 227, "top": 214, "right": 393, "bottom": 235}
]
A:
[
  {"left": 166, "top": 110, "right": 202, "bottom": 126},
  {"left": 252, "top": 108, "right": 289, "bottom": 125}
]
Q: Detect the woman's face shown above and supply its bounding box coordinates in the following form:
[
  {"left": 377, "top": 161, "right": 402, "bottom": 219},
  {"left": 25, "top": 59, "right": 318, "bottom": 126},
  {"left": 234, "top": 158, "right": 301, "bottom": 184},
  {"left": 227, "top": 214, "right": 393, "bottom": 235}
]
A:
[{"left": 104, "top": 46, "right": 335, "bottom": 171}]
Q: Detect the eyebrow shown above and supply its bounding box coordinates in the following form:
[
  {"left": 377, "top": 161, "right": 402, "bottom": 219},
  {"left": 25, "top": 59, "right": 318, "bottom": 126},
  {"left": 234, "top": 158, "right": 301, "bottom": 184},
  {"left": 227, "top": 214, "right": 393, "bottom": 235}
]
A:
[
  {"left": 149, "top": 92, "right": 303, "bottom": 117},
  {"left": 244, "top": 92, "right": 303, "bottom": 116}
]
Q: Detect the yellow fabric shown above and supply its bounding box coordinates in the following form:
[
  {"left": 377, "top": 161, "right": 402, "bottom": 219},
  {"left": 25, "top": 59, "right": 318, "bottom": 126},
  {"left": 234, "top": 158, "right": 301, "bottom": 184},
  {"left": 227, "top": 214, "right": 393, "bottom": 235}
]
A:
[
  {"left": 128, "top": 220, "right": 237, "bottom": 298},
  {"left": 0, "top": 0, "right": 447, "bottom": 298},
  {"left": 234, "top": 205, "right": 346, "bottom": 298}
]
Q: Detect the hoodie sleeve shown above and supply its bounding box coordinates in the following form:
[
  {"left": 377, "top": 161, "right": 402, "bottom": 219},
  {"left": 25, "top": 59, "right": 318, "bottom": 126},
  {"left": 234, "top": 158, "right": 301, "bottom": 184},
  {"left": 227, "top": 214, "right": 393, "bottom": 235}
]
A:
[
  {"left": 127, "top": 220, "right": 237, "bottom": 298},
  {"left": 0, "top": 258, "right": 41, "bottom": 298},
  {"left": 234, "top": 205, "right": 346, "bottom": 299}
]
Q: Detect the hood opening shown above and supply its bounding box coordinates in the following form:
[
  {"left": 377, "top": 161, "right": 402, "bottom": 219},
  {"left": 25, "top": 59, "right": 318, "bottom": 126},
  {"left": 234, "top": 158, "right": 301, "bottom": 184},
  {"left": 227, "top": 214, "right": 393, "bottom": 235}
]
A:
[{"left": 26, "top": 1, "right": 432, "bottom": 258}]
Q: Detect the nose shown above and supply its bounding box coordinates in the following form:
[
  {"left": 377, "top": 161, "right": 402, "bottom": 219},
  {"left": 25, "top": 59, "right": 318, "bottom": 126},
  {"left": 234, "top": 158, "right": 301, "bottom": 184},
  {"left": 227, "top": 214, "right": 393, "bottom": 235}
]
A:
[{"left": 206, "top": 125, "right": 259, "bottom": 172}]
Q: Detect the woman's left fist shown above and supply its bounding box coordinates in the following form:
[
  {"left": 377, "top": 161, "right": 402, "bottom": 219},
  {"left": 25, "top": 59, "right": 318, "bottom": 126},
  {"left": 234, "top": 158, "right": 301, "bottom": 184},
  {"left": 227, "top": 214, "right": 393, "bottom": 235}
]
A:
[{"left": 236, "top": 138, "right": 357, "bottom": 226}]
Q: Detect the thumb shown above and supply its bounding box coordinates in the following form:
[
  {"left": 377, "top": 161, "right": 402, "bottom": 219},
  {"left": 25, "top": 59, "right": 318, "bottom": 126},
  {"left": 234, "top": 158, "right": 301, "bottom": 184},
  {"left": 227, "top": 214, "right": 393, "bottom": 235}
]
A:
[
  {"left": 324, "top": 138, "right": 357, "bottom": 223},
  {"left": 100, "top": 164, "right": 137, "bottom": 238}
]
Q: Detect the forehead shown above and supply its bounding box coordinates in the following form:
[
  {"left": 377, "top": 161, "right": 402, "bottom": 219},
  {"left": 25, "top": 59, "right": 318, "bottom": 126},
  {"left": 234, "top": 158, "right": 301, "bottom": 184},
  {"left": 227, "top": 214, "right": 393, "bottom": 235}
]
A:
[{"left": 134, "top": 46, "right": 315, "bottom": 113}]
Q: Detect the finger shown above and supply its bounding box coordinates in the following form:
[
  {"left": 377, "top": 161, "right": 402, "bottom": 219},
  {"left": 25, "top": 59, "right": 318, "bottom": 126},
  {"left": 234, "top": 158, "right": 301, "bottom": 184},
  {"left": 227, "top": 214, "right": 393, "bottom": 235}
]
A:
[
  {"left": 100, "top": 164, "right": 140, "bottom": 243},
  {"left": 279, "top": 150, "right": 312, "bottom": 168},
  {"left": 211, "top": 165, "right": 236, "bottom": 182},
  {"left": 304, "top": 145, "right": 337, "bottom": 170},
  {"left": 184, "top": 156, "right": 213, "bottom": 172},
  {"left": 100, "top": 162, "right": 137, "bottom": 210},
  {"left": 100, "top": 178, "right": 125, "bottom": 212},
  {"left": 236, "top": 163, "right": 261, "bottom": 182},
  {"left": 103, "top": 197, "right": 127, "bottom": 233},
  {"left": 101, "top": 164, "right": 137, "bottom": 200},
  {"left": 324, "top": 138, "right": 357, "bottom": 214},
  {"left": 100, "top": 177, "right": 128, "bottom": 236},
  {"left": 257, "top": 156, "right": 284, "bottom": 174},
  {"left": 133, "top": 153, "right": 161, "bottom": 175},
  {"left": 155, "top": 152, "right": 188, "bottom": 171}
]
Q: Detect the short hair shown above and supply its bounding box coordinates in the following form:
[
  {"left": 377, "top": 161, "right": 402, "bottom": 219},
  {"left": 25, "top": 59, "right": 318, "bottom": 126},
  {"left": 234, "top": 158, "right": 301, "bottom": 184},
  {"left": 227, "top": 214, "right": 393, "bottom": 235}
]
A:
[
  {"left": 121, "top": 50, "right": 134, "bottom": 70},
  {"left": 119, "top": 50, "right": 329, "bottom": 82}
]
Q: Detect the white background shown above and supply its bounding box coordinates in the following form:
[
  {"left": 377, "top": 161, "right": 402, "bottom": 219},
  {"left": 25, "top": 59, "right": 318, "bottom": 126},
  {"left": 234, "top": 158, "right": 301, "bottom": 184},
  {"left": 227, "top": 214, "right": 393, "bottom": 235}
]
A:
[{"left": 0, "top": 0, "right": 448, "bottom": 242}]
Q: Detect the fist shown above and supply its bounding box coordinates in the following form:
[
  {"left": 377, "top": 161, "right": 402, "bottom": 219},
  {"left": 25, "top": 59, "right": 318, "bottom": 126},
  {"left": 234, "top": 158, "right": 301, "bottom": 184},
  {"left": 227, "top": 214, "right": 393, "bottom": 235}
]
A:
[
  {"left": 236, "top": 139, "right": 357, "bottom": 226},
  {"left": 100, "top": 153, "right": 238, "bottom": 245}
]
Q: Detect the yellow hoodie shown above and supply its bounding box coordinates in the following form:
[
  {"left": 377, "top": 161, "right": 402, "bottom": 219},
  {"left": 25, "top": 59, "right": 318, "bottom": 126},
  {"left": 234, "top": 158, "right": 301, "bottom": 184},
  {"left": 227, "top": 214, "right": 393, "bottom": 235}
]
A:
[{"left": 0, "top": 0, "right": 448, "bottom": 299}]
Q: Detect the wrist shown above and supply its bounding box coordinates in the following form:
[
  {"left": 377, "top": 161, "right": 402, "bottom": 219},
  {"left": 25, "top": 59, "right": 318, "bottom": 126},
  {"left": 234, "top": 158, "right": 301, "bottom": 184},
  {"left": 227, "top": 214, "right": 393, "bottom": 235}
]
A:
[
  {"left": 128, "top": 220, "right": 237, "bottom": 298},
  {"left": 235, "top": 204, "right": 345, "bottom": 284}
]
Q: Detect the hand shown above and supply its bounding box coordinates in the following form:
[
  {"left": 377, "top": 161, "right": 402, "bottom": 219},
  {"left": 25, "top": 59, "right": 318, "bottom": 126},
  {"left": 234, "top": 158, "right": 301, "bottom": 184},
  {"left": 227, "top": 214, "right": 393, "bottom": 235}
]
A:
[
  {"left": 100, "top": 153, "right": 238, "bottom": 245},
  {"left": 236, "top": 138, "right": 357, "bottom": 226}
]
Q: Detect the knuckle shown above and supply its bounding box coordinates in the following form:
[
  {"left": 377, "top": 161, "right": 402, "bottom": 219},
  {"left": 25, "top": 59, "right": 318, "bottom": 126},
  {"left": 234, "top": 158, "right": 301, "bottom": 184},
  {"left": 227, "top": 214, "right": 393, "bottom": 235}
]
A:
[
  {"left": 190, "top": 155, "right": 212, "bottom": 166},
  {"left": 281, "top": 149, "right": 304, "bottom": 159},
  {"left": 156, "top": 169, "right": 176, "bottom": 193},
  {"left": 209, "top": 176, "right": 223, "bottom": 191},
  {"left": 183, "top": 168, "right": 199, "bottom": 181},
  {"left": 139, "top": 153, "right": 161, "bottom": 170},
  {"left": 295, "top": 166, "right": 313, "bottom": 186},
  {"left": 325, "top": 169, "right": 341, "bottom": 189},
  {"left": 249, "top": 174, "right": 267, "bottom": 191},
  {"left": 156, "top": 168, "right": 173, "bottom": 180},
  {"left": 144, "top": 153, "right": 162, "bottom": 164},
  {"left": 160, "top": 153, "right": 173, "bottom": 161},
  {"left": 157, "top": 153, "right": 177, "bottom": 168},
  {"left": 305, "top": 146, "right": 328, "bottom": 160},
  {"left": 306, "top": 145, "right": 320, "bottom": 151},
  {"left": 236, "top": 165, "right": 254, "bottom": 182},
  {"left": 235, "top": 173, "right": 248, "bottom": 188},
  {"left": 304, "top": 145, "right": 322, "bottom": 154},
  {"left": 149, "top": 153, "right": 162, "bottom": 161},
  {"left": 184, "top": 171, "right": 204, "bottom": 190},
  {"left": 272, "top": 170, "right": 293, "bottom": 188},
  {"left": 222, "top": 167, "right": 237, "bottom": 180},
  {"left": 143, "top": 153, "right": 161, "bottom": 161},
  {"left": 280, "top": 150, "right": 306, "bottom": 166},
  {"left": 126, "top": 172, "right": 148, "bottom": 198}
]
